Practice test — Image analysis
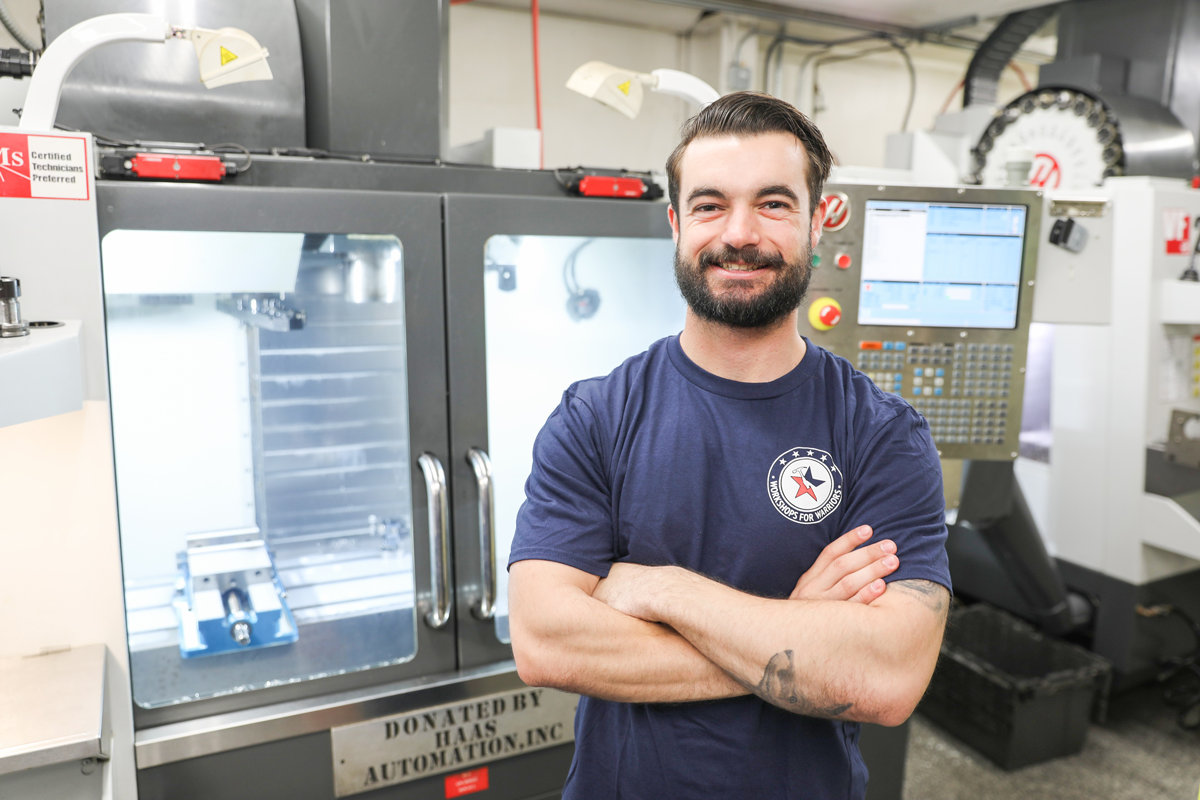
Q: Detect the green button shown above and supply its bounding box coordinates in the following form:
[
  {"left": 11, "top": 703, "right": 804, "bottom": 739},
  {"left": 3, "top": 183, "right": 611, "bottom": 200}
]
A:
[{"left": 812, "top": 253, "right": 822, "bottom": 267}]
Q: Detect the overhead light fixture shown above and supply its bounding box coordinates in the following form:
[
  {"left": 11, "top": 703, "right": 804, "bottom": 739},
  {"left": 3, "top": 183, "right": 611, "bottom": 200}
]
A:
[
  {"left": 566, "top": 61, "right": 719, "bottom": 120},
  {"left": 183, "top": 26, "right": 273, "bottom": 90},
  {"left": 20, "top": 12, "right": 273, "bottom": 132}
]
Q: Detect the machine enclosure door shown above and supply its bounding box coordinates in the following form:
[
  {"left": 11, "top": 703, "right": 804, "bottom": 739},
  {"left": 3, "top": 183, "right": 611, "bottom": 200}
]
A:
[
  {"left": 444, "top": 193, "right": 679, "bottom": 668},
  {"left": 98, "top": 183, "right": 456, "bottom": 729}
]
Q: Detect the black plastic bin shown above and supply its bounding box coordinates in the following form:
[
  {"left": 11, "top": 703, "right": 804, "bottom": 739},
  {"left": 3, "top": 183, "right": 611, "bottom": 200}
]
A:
[{"left": 919, "top": 603, "right": 1112, "bottom": 770}]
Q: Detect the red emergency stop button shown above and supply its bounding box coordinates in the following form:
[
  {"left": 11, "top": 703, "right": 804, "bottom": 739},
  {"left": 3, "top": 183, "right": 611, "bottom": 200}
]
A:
[
  {"left": 836, "top": 252, "right": 852, "bottom": 269},
  {"left": 808, "top": 297, "right": 842, "bottom": 331}
]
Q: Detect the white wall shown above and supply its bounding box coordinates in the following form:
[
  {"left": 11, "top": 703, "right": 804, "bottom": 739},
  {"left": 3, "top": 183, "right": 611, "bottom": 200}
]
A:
[
  {"left": 775, "top": 42, "right": 1038, "bottom": 167},
  {"left": 449, "top": 3, "right": 700, "bottom": 173},
  {"left": 449, "top": 4, "right": 1041, "bottom": 173},
  {"left": 0, "top": 403, "right": 137, "bottom": 800}
]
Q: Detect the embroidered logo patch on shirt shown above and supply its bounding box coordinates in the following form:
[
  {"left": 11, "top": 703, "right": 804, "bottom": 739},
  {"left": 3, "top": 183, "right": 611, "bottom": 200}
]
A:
[{"left": 767, "top": 447, "right": 844, "bottom": 524}]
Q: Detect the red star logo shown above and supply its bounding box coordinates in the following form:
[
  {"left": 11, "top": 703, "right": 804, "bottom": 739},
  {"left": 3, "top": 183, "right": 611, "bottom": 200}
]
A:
[{"left": 792, "top": 475, "right": 817, "bottom": 502}]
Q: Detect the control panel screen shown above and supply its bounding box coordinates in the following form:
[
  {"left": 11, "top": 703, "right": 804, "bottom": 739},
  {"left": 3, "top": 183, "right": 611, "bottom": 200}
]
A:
[{"left": 857, "top": 200, "right": 1027, "bottom": 329}]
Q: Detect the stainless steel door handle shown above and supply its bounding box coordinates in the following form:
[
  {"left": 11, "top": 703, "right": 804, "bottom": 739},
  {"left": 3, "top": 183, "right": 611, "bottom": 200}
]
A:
[
  {"left": 418, "top": 453, "right": 452, "bottom": 629},
  {"left": 467, "top": 448, "right": 497, "bottom": 620}
]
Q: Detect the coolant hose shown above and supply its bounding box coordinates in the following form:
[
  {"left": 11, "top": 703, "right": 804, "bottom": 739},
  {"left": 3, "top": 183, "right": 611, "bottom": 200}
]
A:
[{"left": 0, "top": 0, "right": 39, "bottom": 53}]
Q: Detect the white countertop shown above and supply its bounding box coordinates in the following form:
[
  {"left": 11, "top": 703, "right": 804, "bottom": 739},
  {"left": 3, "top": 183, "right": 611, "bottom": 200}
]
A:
[{"left": 0, "top": 644, "right": 108, "bottom": 775}]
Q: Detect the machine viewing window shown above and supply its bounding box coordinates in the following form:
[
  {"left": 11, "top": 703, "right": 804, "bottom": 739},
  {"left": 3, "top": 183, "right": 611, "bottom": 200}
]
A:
[
  {"left": 482, "top": 235, "right": 684, "bottom": 643},
  {"left": 102, "top": 230, "right": 417, "bottom": 709},
  {"left": 857, "top": 200, "right": 1027, "bottom": 329}
]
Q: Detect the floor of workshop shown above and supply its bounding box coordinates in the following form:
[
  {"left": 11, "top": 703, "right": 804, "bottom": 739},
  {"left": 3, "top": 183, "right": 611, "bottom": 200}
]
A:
[{"left": 904, "top": 686, "right": 1200, "bottom": 799}]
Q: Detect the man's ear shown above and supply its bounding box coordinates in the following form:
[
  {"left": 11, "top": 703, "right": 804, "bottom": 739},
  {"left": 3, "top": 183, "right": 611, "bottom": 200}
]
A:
[
  {"left": 810, "top": 195, "right": 828, "bottom": 248},
  {"left": 668, "top": 204, "right": 680, "bottom": 245}
]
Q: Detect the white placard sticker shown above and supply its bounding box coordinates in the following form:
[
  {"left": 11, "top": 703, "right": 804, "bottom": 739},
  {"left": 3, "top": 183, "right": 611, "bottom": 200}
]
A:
[{"left": 28, "top": 135, "right": 89, "bottom": 199}]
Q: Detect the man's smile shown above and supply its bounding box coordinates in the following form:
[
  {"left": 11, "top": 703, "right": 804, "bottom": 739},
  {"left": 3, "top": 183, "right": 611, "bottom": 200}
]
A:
[{"left": 713, "top": 261, "right": 767, "bottom": 274}]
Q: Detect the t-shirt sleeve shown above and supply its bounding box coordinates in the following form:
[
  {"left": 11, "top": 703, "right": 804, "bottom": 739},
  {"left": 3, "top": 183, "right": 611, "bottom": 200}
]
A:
[
  {"left": 840, "top": 407, "right": 952, "bottom": 593},
  {"left": 508, "top": 389, "right": 616, "bottom": 578}
]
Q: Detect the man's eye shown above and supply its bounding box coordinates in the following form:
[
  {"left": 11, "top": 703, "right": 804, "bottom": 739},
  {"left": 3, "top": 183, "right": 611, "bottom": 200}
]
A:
[
  {"left": 694, "top": 204, "right": 720, "bottom": 213},
  {"left": 763, "top": 201, "right": 790, "bottom": 210}
]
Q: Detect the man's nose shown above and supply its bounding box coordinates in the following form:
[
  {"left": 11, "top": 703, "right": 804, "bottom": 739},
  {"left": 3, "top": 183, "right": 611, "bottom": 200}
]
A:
[{"left": 721, "top": 204, "right": 761, "bottom": 250}]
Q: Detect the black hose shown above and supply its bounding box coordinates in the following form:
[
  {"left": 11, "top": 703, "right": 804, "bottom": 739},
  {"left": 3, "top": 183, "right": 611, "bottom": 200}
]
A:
[
  {"left": 207, "top": 142, "right": 253, "bottom": 174},
  {"left": 888, "top": 38, "right": 917, "bottom": 132}
]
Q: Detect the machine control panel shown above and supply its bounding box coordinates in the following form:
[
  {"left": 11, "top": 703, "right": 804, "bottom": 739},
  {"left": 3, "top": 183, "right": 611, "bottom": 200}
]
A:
[{"left": 802, "top": 183, "right": 1043, "bottom": 460}]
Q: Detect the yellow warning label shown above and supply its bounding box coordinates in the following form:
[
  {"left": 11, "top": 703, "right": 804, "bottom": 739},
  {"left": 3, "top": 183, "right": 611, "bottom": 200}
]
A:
[
  {"left": 617, "top": 80, "right": 631, "bottom": 96},
  {"left": 220, "top": 46, "right": 238, "bottom": 66}
]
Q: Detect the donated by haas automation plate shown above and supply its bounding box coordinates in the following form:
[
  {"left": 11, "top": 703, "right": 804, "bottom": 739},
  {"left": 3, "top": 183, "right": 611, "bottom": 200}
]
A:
[{"left": 331, "top": 687, "right": 578, "bottom": 796}]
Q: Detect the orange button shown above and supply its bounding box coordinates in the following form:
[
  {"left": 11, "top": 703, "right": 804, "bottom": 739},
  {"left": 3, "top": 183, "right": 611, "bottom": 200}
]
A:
[
  {"left": 836, "top": 253, "right": 852, "bottom": 269},
  {"left": 859, "top": 341, "right": 883, "bottom": 350}
]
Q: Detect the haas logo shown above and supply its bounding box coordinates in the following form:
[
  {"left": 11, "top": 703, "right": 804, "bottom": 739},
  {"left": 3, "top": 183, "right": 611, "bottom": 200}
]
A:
[
  {"left": 822, "top": 192, "right": 850, "bottom": 232},
  {"left": 0, "top": 146, "right": 25, "bottom": 168},
  {"left": 1029, "top": 153, "right": 1061, "bottom": 189},
  {"left": 0, "top": 133, "right": 31, "bottom": 198}
]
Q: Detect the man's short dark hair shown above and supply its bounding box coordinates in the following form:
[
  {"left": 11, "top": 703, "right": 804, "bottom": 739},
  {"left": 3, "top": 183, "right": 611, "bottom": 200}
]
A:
[{"left": 666, "top": 92, "right": 833, "bottom": 217}]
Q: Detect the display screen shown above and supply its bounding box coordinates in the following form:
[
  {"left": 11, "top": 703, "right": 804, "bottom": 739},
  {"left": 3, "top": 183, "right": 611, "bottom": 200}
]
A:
[{"left": 857, "top": 200, "right": 1027, "bottom": 329}]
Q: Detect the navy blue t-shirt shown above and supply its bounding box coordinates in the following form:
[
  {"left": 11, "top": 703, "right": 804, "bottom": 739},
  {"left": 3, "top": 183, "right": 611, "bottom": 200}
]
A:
[{"left": 509, "top": 335, "right": 951, "bottom": 800}]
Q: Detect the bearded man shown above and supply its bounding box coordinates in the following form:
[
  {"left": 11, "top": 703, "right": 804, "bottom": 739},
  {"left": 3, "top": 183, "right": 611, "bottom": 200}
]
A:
[{"left": 508, "top": 91, "right": 951, "bottom": 800}]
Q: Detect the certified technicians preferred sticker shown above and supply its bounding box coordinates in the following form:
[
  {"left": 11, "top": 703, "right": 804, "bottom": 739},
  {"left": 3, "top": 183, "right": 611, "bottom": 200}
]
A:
[
  {"left": 768, "top": 446, "right": 843, "bottom": 524},
  {"left": 0, "top": 132, "right": 90, "bottom": 200},
  {"left": 331, "top": 687, "right": 578, "bottom": 797}
]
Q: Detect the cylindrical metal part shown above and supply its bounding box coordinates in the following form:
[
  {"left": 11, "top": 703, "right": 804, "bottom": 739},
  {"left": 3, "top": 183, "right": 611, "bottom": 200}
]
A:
[
  {"left": 224, "top": 588, "right": 244, "bottom": 616},
  {"left": 231, "top": 620, "right": 252, "bottom": 646},
  {"left": 223, "top": 589, "right": 253, "bottom": 646},
  {"left": 0, "top": 277, "right": 29, "bottom": 337},
  {"left": 418, "top": 453, "right": 452, "bottom": 629},
  {"left": 0, "top": 48, "right": 34, "bottom": 78},
  {"left": 344, "top": 249, "right": 400, "bottom": 304},
  {"left": 1004, "top": 146, "right": 1033, "bottom": 187}
]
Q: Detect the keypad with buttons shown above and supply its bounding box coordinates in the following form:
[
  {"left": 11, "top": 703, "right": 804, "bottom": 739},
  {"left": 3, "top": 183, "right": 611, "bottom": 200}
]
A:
[
  {"left": 911, "top": 397, "right": 1011, "bottom": 445},
  {"left": 855, "top": 340, "right": 1018, "bottom": 448}
]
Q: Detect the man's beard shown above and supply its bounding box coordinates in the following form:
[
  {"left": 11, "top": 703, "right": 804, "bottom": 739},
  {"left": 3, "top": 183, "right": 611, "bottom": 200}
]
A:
[{"left": 674, "top": 242, "right": 812, "bottom": 329}]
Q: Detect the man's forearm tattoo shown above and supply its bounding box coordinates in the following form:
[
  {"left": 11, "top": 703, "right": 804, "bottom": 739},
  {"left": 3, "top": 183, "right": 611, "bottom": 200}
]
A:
[
  {"left": 890, "top": 579, "right": 949, "bottom": 617},
  {"left": 750, "top": 650, "right": 853, "bottom": 719}
]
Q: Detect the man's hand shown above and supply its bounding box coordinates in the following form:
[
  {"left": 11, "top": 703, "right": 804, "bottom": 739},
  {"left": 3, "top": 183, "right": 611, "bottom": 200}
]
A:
[
  {"left": 594, "top": 524, "right": 898, "bottom": 617},
  {"left": 593, "top": 524, "right": 898, "bottom": 619},
  {"left": 592, "top": 562, "right": 662, "bottom": 621},
  {"left": 789, "top": 525, "right": 899, "bottom": 603}
]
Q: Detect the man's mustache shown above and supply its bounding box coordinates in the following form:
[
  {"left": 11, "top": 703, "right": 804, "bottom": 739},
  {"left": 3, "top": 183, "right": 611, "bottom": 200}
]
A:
[{"left": 697, "top": 246, "right": 787, "bottom": 270}]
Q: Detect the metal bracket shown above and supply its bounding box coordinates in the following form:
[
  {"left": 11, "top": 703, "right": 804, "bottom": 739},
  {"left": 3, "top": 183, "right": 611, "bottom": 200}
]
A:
[
  {"left": 1049, "top": 198, "right": 1111, "bottom": 218},
  {"left": 1166, "top": 409, "right": 1200, "bottom": 470}
]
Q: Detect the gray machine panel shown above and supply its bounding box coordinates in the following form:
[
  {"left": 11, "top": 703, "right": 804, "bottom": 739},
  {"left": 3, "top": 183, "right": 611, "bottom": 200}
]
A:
[
  {"left": 295, "top": 0, "right": 449, "bottom": 159},
  {"left": 45, "top": 0, "right": 307, "bottom": 149},
  {"left": 804, "top": 183, "right": 1043, "bottom": 461},
  {"left": 97, "top": 182, "right": 456, "bottom": 729},
  {"left": 444, "top": 194, "right": 675, "bottom": 669},
  {"left": 102, "top": 155, "right": 570, "bottom": 197},
  {"left": 134, "top": 665, "right": 573, "bottom": 800}
]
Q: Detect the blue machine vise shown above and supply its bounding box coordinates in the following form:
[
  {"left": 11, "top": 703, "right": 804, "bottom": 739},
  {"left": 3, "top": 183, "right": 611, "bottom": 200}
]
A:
[{"left": 174, "top": 530, "right": 298, "bottom": 658}]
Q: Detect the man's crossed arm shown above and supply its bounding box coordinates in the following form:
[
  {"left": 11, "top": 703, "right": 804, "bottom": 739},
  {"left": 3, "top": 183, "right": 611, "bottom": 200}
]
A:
[{"left": 509, "top": 525, "right": 949, "bottom": 726}]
